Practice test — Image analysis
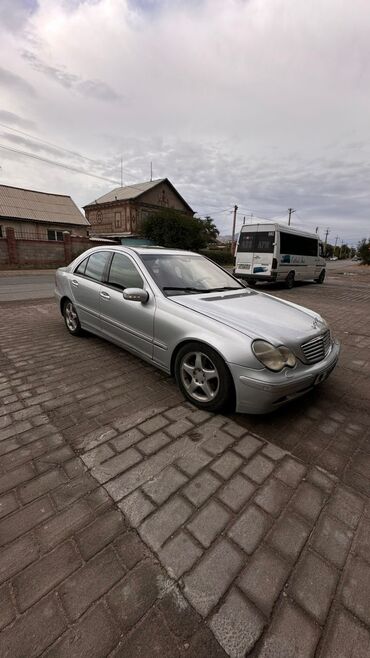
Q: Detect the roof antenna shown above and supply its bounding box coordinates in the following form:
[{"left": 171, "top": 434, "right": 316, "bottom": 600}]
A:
[{"left": 150, "top": 161, "right": 153, "bottom": 182}]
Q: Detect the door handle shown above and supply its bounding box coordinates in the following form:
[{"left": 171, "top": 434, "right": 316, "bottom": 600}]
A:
[
  {"left": 100, "top": 291, "right": 110, "bottom": 300},
  {"left": 71, "top": 279, "right": 79, "bottom": 287}
]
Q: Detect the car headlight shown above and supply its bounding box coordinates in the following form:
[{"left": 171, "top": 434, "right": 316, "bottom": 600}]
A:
[{"left": 252, "top": 340, "right": 296, "bottom": 372}]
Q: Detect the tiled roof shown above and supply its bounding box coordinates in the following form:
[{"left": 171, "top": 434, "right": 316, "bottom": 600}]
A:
[{"left": 0, "top": 184, "right": 89, "bottom": 226}]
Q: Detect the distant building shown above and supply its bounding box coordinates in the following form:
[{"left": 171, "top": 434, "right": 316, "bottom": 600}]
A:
[
  {"left": 83, "top": 178, "right": 194, "bottom": 241},
  {"left": 0, "top": 184, "right": 89, "bottom": 240}
]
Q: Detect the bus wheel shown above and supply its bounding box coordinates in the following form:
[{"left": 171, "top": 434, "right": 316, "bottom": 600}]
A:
[
  {"left": 285, "top": 271, "right": 295, "bottom": 289},
  {"left": 315, "top": 270, "right": 326, "bottom": 284}
]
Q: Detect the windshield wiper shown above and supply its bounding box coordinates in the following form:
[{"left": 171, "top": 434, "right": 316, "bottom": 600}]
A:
[{"left": 162, "top": 286, "right": 243, "bottom": 294}]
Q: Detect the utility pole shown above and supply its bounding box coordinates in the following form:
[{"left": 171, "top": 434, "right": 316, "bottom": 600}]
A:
[
  {"left": 339, "top": 240, "right": 344, "bottom": 259},
  {"left": 324, "top": 228, "right": 330, "bottom": 255},
  {"left": 315, "top": 226, "right": 319, "bottom": 234},
  {"left": 288, "top": 208, "right": 295, "bottom": 225},
  {"left": 231, "top": 205, "right": 238, "bottom": 255}
]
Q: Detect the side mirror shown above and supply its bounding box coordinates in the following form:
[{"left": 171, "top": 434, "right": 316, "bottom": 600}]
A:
[{"left": 123, "top": 288, "right": 149, "bottom": 303}]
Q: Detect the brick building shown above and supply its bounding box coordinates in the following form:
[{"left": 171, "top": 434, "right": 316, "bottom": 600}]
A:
[
  {"left": 0, "top": 184, "right": 89, "bottom": 241},
  {"left": 83, "top": 178, "right": 194, "bottom": 241}
]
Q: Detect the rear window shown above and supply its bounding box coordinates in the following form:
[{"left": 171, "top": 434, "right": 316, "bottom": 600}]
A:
[{"left": 238, "top": 231, "right": 275, "bottom": 253}]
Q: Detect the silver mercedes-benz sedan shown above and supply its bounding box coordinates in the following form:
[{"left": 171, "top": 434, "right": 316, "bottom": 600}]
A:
[{"left": 55, "top": 246, "right": 340, "bottom": 414}]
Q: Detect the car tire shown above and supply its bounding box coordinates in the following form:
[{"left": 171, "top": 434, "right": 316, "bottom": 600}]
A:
[
  {"left": 285, "top": 271, "right": 295, "bottom": 289},
  {"left": 63, "top": 299, "right": 83, "bottom": 336},
  {"left": 315, "top": 270, "right": 326, "bottom": 284},
  {"left": 174, "top": 342, "right": 234, "bottom": 413}
]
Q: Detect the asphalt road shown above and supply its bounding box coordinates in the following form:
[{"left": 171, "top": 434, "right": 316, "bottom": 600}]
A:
[{"left": 0, "top": 260, "right": 361, "bottom": 302}]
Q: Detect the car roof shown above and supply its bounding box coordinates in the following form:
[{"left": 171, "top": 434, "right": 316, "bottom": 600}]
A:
[{"left": 86, "top": 245, "right": 198, "bottom": 257}]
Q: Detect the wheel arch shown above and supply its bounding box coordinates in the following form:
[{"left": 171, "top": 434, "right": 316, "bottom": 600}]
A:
[{"left": 60, "top": 296, "right": 70, "bottom": 315}]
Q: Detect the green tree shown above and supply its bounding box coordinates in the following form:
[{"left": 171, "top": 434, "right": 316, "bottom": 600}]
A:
[
  {"left": 201, "top": 216, "right": 219, "bottom": 244},
  {"left": 141, "top": 210, "right": 218, "bottom": 250},
  {"left": 358, "top": 238, "right": 370, "bottom": 264}
]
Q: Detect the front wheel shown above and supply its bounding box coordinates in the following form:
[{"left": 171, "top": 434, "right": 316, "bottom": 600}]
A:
[
  {"left": 315, "top": 270, "right": 326, "bottom": 284},
  {"left": 285, "top": 271, "right": 295, "bottom": 289},
  {"left": 63, "top": 300, "right": 83, "bottom": 336},
  {"left": 174, "top": 342, "right": 234, "bottom": 413}
]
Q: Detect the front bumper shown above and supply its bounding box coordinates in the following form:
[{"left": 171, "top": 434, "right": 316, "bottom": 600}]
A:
[{"left": 230, "top": 339, "right": 340, "bottom": 414}]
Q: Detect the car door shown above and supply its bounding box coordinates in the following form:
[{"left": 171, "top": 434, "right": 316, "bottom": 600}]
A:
[
  {"left": 98, "top": 251, "right": 155, "bottom": 359},
  {"left": 69, "top": 251, "right": 111, "bottom": 331}
]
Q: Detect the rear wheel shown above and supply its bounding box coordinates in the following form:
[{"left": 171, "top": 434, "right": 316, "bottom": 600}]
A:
[
  {"left": 315, "top": 269, "right": 326, "bottom": 284},
  {"left": 285, "top": 271, "right": 295, "bottom": 289},
  {"left": 63, "top": 300, "right": 83, "bottom": 336},
  {"left": 175, "top": 342, "right": 234, "bottom": 412}
]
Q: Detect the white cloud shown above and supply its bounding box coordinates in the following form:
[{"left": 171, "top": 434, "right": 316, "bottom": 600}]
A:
[{"left": 0, "top": 0, "right": 369, "bottom": 244}]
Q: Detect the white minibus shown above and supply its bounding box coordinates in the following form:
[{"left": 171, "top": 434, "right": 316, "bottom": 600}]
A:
[{"left": 234, "top": 223, "right": 326, "bottom": 288}]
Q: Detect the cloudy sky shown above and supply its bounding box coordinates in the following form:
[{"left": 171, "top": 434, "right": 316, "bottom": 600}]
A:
[{"left": 0, "top": 0, "right": 369, "bottom": 244}]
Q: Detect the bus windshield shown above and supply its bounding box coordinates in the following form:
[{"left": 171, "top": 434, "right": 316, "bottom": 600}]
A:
[{"left": 238, "top": 231, "right": 275, "bottom": 253}]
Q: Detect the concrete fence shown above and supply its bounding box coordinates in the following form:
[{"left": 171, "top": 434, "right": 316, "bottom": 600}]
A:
[{"left": 0, "top": 228, "right": 114, "bottom": 269}]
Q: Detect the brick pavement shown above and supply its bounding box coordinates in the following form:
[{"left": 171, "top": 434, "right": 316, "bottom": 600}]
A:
[{"left": 0, "top": 269, "right": 369, "bottom": 656}]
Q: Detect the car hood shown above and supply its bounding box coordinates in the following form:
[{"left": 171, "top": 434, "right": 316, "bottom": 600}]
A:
[{"left": 173, "top": 290, "right": 327, "bottom": 345}]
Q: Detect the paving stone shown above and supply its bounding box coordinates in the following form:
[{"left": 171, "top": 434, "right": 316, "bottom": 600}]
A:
[
  {"left": 13, "top": 541, "right": 83, "bottom": 611},
  {"left": 354, "top": 516, "right": 370, "bottom": 562},
  {"left": 290, "top": 550, "right": 339, "bottom": 624},
  {"left": 59, "top": 548, "right": 124, "bottom": 621},
  {"left": 114, "top": 530, "right": 151, "bottom": 569},
  {"left": 184, "top": 538, "right": 243, "bottom": 616},
  {"left": 0, "top": 462, "right": 35, "bottom": 495},
  {"left": 258, "top": 599, "right": 321, "bottom": 658},
  {"left": 228, "top": 504, "right": 273, "bottom": 554},
  {"left": 223, "top": 422, "right": 247, "bottom": 438},
  {"left": 239, "top": 545, "right": 290, "bottom": 615},
  {"left": 76, "top": 509, "right": 126, "bottom": 559},
  {"left": 326, "top": 486, "right": 364, "bottom": 529},
  {"left": 72, "top": 426, "right": 117, "bottom": 452},
  {"left": 81, "top": 443, "right": 115, "bottom": 469},
  {"left": 262, "top": 443, "right": 287, "bottom": 461},
  {"left": 274, "top": 457, "right": 307, "bottom": 488},
  {"left": 157, "top": 588, "right": 200, "bottom": 640},
  {"left": 91, "top": 448, "right": 142, "bottom": 483},
  {"left": 51, "top": 474, "right": 97, "bottom": 510},
  {"left": 116, "top": 608, "right": 181, "bottom": 658},
  {"left": 0, "top": 492, "right": 18, "bottom": 519},
  {"left": 138, "top": 414, "right": 169, "bottom": 435},
  {"left": 186, "top": 409, "right": 213, "bottom": 424},
  {"left": 291, "top": 481, "right": 327, "bottom": 522},
  {"left": 118, "top": 489, "right": 155, "bottom": 525},
  {"left": 164, "top": 405, "right": 190, "bottom": 422},
  {"left": 266, "top": 511, "right": 311, "bottom": 562},
  {"left": 159, "top": 530, "right": 203, "bottom": 578},
  {"left": 183, "top": 470, "right": 221, "bottom": 506},
  {"left": 36, "top": 499, "right": 93, "bottom": 550},
  {"left": 342, "top": 556, "right": 370, "bottom": 626},
  {"left": 19, "top": 468, "right": 68, "bottom": 503},
  {"left": 138, "top": 431, "right": 171, "bottom": 455},
  {"left": 44, "top": 603, "right": 120, "bottom": 658},
  {"left": 202, "top": 429, "right": 235, "bottom": 456},
  {"left": 165, "top": 419, "right": 194, "bottom": 438},
  {"left": 187, "top": 500, "right": 230, "bottom": 548},
  {"left": 310, "top": 513, "right": 353, "bottom": 567},
  {"left": 234, "top": 434, "right": 263, "bottom": 459},
  {"left": 318, "top": 607, "right": 370, "bottom": 658},
  {"left": 0, "top": 584, "right": 16, "bottom": 630},
  {"left": 0, "top": 496, "right": 54, "bottom": 546},
  {"left": 210, "top": 451, "right": 243, "bottom": 479},
  {"left": 0, "top": 593, "right": 67, "bottom": 658},
  {"left": 186, "top": 625, "right": 228, "bottom": 658},
  {"left": 218, "top": 473, "right": 256, "bottom": 512},
  {"left": 35, "top": 445, "right": 74, "bottom": 470},
  {"left": 142, "top": 465, "right": 187, "bottom": 504},
  {"left": 139, "top": 495, "right": 193, "bottom": 551},
  {"left": 209, "top": 587, "right": 264, "bottom": 657},
  {"left": 107, "top": 560, "right": 162, "bottom": 632},
  {"left": 306, "top": 466, "right": 337, "bottom": 493},
  {"left": 176, "top": 450, "right": 212, "bottom": 476},
  {"left": 111, "top": 427, "right": 144, "bottom": 452},
  {"left": 254, "top": 477, "right": 292, "bottom": 517},
  {"left": 343, "top": 468, "right": 370, "bottom": 497},
  {"left": 242, "top": 454, "right": 275, "bottom": 484}
]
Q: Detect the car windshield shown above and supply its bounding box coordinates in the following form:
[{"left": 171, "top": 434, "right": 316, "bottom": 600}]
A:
[{"left": 139, "top": 253, "right": 244, "bottom": 296}]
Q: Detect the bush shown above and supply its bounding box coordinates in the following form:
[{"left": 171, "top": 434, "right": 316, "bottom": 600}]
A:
[
  {"left": 358, "top": 238, "right": 370, "bottom": 264},
  {"left": 200, "top": 249, "right": 234, "bottom": 265}
]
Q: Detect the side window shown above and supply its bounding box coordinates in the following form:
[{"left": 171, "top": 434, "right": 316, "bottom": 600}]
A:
[
  {"left": 74, "top": 257, "right": 89, "bottom": 275},
  {"left": 108, "top": 253, "right": 143, "bottom": 290},
  {"left": 84, "top": 252, "right": 110, "bottom": 282}
]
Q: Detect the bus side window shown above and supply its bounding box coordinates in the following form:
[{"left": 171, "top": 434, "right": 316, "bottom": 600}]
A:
[{"left": 319, "top": 243, "right": 324, "bottom": 257}]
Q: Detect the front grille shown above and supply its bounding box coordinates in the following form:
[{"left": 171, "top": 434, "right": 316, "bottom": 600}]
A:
[{"left": 301, "top": 329, "right": 331, "bottom": 364}]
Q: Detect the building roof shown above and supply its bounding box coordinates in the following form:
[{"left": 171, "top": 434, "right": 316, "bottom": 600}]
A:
[
  {"left": 84, "top": 178, "right": 194, "bottom": 212},
  {"left": 0, "top": 184, "right": 89, "bottom": 226}
]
